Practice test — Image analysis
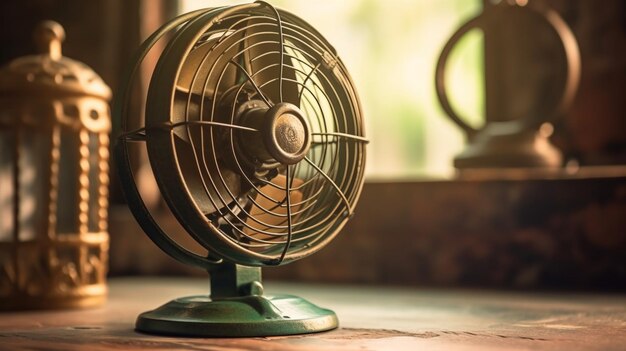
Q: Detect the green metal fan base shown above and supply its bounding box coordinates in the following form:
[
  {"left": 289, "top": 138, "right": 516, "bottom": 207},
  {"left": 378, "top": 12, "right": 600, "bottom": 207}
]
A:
[{"left": 135, "top": 294, "right": 338, "bottom": 337}]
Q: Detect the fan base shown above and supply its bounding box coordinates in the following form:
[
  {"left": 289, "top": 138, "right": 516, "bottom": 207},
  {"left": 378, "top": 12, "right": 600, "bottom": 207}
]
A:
[{"left": 135, "top": 294, "right": 338, "bottom": 337}]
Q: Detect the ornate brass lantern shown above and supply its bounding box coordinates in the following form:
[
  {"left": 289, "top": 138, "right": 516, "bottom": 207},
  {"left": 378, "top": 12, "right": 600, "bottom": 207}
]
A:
[{"left": 0, "top": 21, "right": 110, "bottom": 309}]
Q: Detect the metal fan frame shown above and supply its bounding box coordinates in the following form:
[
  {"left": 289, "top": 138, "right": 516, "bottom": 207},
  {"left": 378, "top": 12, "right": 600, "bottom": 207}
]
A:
[{"left": 116, "top": 2, "right": 366, "bottom": 267}]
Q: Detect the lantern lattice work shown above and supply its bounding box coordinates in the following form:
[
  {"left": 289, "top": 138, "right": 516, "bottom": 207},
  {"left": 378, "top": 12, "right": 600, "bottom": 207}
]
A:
[{"left": 0, "top": 21, "right": 110, "bottom": 310}]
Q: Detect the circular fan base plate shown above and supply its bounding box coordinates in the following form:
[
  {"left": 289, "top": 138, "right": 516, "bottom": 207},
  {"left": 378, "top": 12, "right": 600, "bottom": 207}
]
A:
[{"left": 135, "top": 294, "right": 338, "bottom": 337}]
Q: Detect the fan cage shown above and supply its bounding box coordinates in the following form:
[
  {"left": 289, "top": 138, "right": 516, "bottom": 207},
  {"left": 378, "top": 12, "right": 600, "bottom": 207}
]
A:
[{"left": 118, "top": 1, "right": 367, "bottom": 267}]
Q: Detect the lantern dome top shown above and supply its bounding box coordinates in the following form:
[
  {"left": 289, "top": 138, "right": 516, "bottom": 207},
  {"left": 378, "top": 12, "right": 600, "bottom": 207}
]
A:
[{"left": 0, "top": 21, "right": 111, "bottom": 100}]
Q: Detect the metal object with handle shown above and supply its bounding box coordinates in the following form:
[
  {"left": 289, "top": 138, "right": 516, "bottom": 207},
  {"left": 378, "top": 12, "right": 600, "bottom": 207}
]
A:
[{"left": 435, "top": 1, "right": 581, "bottom": 169}]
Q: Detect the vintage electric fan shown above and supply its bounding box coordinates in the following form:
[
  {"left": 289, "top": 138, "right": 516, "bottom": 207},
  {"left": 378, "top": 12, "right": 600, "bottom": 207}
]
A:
[{"left": 115, "top": 1, "right": 367, "bottom": 337}]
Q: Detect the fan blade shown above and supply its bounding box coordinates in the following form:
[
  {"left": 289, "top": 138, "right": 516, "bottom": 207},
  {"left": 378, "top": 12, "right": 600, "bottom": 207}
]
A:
[
  {"left": 176, "top": 31, "right": 242, "bottom": 97},
  {"left": 173, "top": 132, "right": 243, "bottom": 216},
  {"left": 243, "top": 18, "right": 300, "bottom": 105},
  {"left": 172, "top": 29, "right": 249, "bottom": 143},
  {"left": 244, "top": 174, "right": 303, "bottom": 241}
]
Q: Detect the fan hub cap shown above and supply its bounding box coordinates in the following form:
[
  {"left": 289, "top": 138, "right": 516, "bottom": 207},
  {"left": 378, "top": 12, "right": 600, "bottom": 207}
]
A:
[
  {"left": 264, "top": 103, "right": 311, "bottom": 165},
  {"left": 238, "top": 102, "right": 311, "bottom": 167}
]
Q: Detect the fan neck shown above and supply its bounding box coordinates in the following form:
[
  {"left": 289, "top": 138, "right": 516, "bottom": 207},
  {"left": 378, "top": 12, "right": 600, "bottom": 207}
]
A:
[{"left": 209, "top": 263, "right": 263, "bottom": 299}]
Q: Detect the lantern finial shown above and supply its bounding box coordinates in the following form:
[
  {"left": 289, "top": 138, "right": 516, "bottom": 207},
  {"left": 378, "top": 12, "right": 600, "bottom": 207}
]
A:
[{"left": 34, "top": 20, "right": 65, "bottom": 60}]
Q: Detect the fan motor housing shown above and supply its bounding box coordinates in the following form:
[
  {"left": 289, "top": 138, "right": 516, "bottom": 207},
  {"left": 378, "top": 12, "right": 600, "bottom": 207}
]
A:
[{"left": 238, "top": 102, "right": 311, "bottom": 166}]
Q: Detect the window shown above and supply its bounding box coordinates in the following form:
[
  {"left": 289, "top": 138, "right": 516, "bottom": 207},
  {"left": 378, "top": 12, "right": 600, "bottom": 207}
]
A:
[{"left": 181, "top": 0, "right": 484, "bottom": 179}]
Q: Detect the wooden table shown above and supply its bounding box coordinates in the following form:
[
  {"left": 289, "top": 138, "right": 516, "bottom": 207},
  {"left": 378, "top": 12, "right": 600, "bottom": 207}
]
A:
[{"left": 1, "top": 278, "right": 625, "bottom": 350}]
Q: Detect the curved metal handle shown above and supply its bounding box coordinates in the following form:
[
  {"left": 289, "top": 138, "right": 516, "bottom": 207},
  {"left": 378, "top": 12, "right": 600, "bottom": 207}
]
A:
[
  {"left": 435, "top": 16, "right": 483, "bottom": 137},
  {"left": 435, "top": 2, "right": 581, "bottom": 137}
]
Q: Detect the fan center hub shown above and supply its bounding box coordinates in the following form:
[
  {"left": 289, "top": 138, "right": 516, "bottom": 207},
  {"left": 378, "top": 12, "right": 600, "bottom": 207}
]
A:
[
  {"left": 266, "top": 104, "right": 310, "bottom": 164},
  {"left": 274, "top": 114, "right": 304, "bottom": 154},
  {"left": 237, "top": 102, "right": 311, "bottom": 167}
]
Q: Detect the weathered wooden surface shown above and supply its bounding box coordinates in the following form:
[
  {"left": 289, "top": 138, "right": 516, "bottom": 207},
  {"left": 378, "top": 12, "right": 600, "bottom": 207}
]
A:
[{"left": 0, "top": 278, "right": 624, "bottom": 350}]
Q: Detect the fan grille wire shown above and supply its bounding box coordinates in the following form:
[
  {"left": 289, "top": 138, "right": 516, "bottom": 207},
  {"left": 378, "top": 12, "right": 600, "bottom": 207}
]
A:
[{"left": 119, "top": 2, "right": 367, "bottom": 264}]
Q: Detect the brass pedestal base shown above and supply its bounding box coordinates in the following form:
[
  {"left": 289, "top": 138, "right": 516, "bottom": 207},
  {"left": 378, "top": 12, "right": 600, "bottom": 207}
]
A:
[
  {"left": 455, "top": 126, "right": 562, "bottom": 169},
  {"left": 136, "top": 294, "right": 338, "bottom": 337}
]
